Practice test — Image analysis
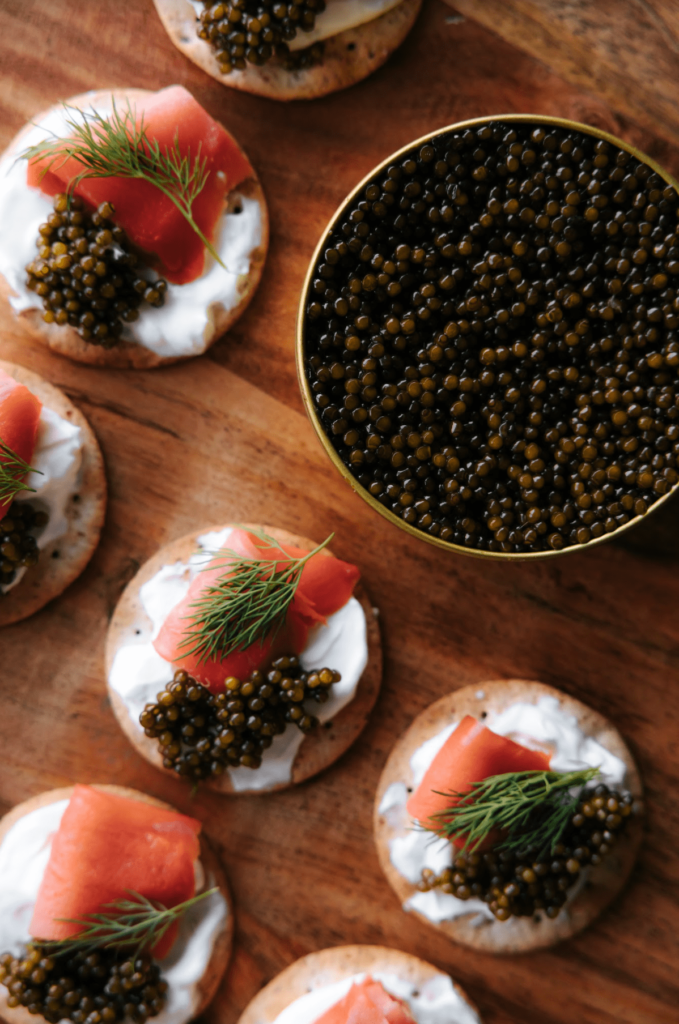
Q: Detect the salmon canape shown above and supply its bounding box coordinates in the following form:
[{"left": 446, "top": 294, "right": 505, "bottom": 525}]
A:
[
  {"left": 374, "top": 680, "right": 643, "bottom": 952},
  {"left": 0, "top": 785, "right": 232, "bottom": 1024},
  {"left": 153, "top": 0, "right": 424, "bottom": 102},
  {"left": 0, "top": 85, "right": 267, "bottom": 368},
  {"left": 236, "top": 945, "right": 481, "bottom": 1024},
  {"left": 106, "top": 524, "right": 382, "bottom": 794},
  {"left": 0, "top": 360, "right": 105, "bottom": 627}
]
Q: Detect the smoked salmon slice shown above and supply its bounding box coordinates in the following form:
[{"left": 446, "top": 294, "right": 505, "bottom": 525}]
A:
[
  {"left": 30, "top": 786, "right": 201, "bottom": 958},
  {"left": 153, "top": 528, "right": 360, "bottom": 692},
  {"left": 0, "top": 368, "right": 42, "bottom": 520},
  {"left": 406, "top": 715, "right": 551, "bottom": 842},
  {"left": 314, "top": 977, "right": 415, "bottom": 1024},
  {"left": 28, "top": 86, "right": 253, "bottom": 285}
]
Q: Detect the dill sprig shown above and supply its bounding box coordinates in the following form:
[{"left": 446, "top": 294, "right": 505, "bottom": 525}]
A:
[
  {"left": 0, "top": 440, "right": 40, "bottom": 503},
  {"left": 40, "top": 888, "right": 218, "bottom": 958},
  {"left": 426, "top": 767, "right": 600, "bottom": 856},
  {"left": 179, "top": 527, "right": 333, "bottom": 664},
  {"left": 21, "top": 99, "right": 228, "bottom": 271}
]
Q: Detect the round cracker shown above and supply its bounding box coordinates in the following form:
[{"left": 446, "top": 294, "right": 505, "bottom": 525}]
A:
[
  {"left": 153, "top": 0, "right": 423, "bottom": 101},
  {"left": 0, "top": 360, "right": 106, "bottom": 627},
  {"left": 0, "top": 784, "right": 234, "bottom": 1024},
  {"left": 0, "top": 89, "right": 268, "bottom": 369},
  {"left": 237, "top": 943, "right": 481, "bottom": 1024},
  {"left": 105, "top": 524, "right": 382, "bottom": 794},
  {"left": 374, "top": 680, "right": 644, "bottom": 954}
]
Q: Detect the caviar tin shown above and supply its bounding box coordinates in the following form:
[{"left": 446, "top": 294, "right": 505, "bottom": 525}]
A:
[{"left": 296, "top": 113, "right": 679, "bottom": 560}]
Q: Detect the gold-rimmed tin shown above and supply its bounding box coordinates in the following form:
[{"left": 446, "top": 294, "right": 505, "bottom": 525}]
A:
[{"left": 296, "top": 114, "right": 679, "bottom": 560}]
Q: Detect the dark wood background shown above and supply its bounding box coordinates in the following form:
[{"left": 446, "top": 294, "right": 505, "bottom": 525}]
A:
[{"left": 1, "top": 2, "right": 678, "bottom": 1023}]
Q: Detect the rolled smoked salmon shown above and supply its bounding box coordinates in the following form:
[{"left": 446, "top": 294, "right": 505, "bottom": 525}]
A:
[
  {"left": 406, "top": 715, "right": 551, "bottom": 840},
  {"left": 313, "top": 977, "right": 415, "bottom": 1024},
  {"left": 28, "top": 86, "right": 253, "bottom": 285},
  {"left": 0, "top": 368, "right": 42, "bottom": 520},
  {"left": 30, "top": 785, "right": 201, "bottom": 958},
  {"left": 153, "top": 528, "right": 360, "bottom": 692}
]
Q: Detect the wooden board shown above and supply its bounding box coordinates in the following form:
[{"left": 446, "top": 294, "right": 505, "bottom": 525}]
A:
[
  {"left": 444, "top": 0, "right": 679, "bottom": 153},
  {"left": 1, "top": 2, "right": 678, "bottom": 1024}
]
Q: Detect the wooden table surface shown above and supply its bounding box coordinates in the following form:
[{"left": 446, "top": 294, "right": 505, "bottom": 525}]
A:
[{"left": 1, "top": 3, "right": 678, "bottom": 1024}]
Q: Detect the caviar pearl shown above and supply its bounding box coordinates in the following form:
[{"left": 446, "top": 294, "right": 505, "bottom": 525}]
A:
[
  {"left": 140, "top": 656, "right": 341, "bottom": 782},
  {"left": 197, "top": 0, "right": 326, "bottom": 74},
  {"left": 417, "top": 783, "right": 633, "bottom": 920},
  {"left": 26, "top": 195, "right": 167, "bottom": 348},
  {"left": 304, "top": 121, "right": 679, "bottom": 553},
  {"left": 0, "top": 946, "right": 167, "bottom": 1024}
]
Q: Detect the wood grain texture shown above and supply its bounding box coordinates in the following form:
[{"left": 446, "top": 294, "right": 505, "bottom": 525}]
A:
[
  {"left": 0, "top": 2, "right": 678, "bottom": 1024},
  {"left": 444, "top": 0, "right": 679, "bottom": 151}
]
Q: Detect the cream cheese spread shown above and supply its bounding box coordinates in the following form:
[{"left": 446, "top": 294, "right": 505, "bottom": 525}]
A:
[
  {"left": 0, "top": 800, "right": 228, "bottom": 1024},
  {"left": 108, "top": 528, "right": 369, "bottom": 793},
  {"left": 1, "top": 404, "right": 83, "bottom": 595},
  {"left": 0, "top": 100, "right": 262, "bottom": 359},
  {"left": 270, "top": 970, "right": 480, "bottom": 1024},
  {"left": 378, "top": 694, "right": 628, "bottom": 927},
  {"left": 189, "top": 0, "right": 405, "bottom": 51}
]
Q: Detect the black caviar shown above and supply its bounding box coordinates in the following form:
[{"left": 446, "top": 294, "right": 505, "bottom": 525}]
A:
[
  {"left": 304, "top": 121, "right": 679, "bottom": 552},
  {"left": 0, "top": 945, "right": 166, "bottom": 1024},
  {"left": 0, "top": 501, "right": 48, "bottom": 590},
  {"left": 418, "top": 783, "right": 633, "bottom": 921},
  {"left": 140, "top": 655, "right": 341, "bottom": 781},
  {"left": 26, "top": 194, "right": 167, "bottom": 348},
  {"left": 196, "top": 0, "right": 325, "bottom": 74}
]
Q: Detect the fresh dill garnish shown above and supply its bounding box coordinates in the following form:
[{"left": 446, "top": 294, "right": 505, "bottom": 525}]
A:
[
  {"left": 0, "top": 440, "right": 40, "bottom": 504},
  {"left": 179, "top": 527, "right": 333, "bottom": 664},
  {"left": 41, "top": 888, "right": 217, "bottom": 958},
  {"left": 21, "top": 99, "right": 227, "bottom": 271},
  {"left": 426, "top": 767, "right": 600, "bottom": 856}
]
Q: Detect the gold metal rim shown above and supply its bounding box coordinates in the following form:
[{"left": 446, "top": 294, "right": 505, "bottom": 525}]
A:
[{"left": 296, "top": 113, "right": 679, "bottom": 561}]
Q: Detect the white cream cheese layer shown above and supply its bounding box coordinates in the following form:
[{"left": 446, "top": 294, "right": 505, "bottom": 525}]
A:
[
  {"left": 378, "top": 695, "right": 628, "bottom": 927},
  {"left": 0, "top": 100, "right": 262, "bottom": 359},
  {"left": 270, "top": 970, "right": 480, "bottom": 1024},
  {"left": 108, "top": 528, "right": 369, "bottom": 793},
  {"left": 0, "top": 800, "right": 228, "bottom": 1024},
  {"left": 189, "top": 0, "right": 405, "bottom": 51},
  {"left": 1, "top": 404, "right": 83, "bottom": 595}
]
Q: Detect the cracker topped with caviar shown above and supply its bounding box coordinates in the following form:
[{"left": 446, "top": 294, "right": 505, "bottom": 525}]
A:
[
  {"left": 374, "top": 679, "right": 643, "bottom": 953},
  {"left": 300, "top": 118, "right": 679, "bottom": 556},
  {"left": 0, "top": 360, "right": 105, "bottom": 628},
  {"left": 105, "top": 524, "right": 382, "bottom": 794},
  {"left": 0, "top": 784, "right": 233, "bottom": 1024},
  {"left": 153, "top": 0, "right": 423, "bottom": 101},
  {"left": 0, "top": 86, "right": 268, "bottom": 369}
]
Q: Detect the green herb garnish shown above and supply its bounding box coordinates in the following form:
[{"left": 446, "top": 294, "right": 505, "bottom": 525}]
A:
[
  {"left": 21, "top": 99, "right": 227, "bottom": 271},
  {"left": 41, "top": 888, "right": 217, "bottom": 958},
  {"left": 179, "top": 527, "right": 333, "bottom": 664},
  {"left": 427, "top": 767, "right": 600, "bottom": 856},
  {"left": 0, "top": 440, "right": 40, "bottom": 504}
]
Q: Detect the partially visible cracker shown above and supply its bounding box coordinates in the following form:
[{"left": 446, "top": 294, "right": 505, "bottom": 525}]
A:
[
  {"left": 0, "top": 360, "right": 106, "bottom": 627},
  {"left": 0, "top": 90, "right": 268, "bottom": 369},
  {"left": 105, "top": 524, "right": 382, "bottom": 794},
  {"left": 153, "top": 0, "right": 423, "bottom": 100},
  {"left": 237, "top": 944, "right": 480, "bottom": 1024},
  {"left": 374, "top": 680, "right": 643, "bottom": 953},
  {"left": 0, "top": 784, "right": 234, "bottom": 1024}
]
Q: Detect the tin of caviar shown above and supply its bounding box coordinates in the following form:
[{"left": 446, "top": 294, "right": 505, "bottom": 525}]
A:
[{"left": 297, "top": 115, "right": 679, "bottom": 560}]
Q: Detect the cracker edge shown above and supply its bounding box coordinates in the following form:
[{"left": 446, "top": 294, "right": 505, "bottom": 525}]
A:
[{"left": 0, "top": 359, "right": 106, "bottom": 627}]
